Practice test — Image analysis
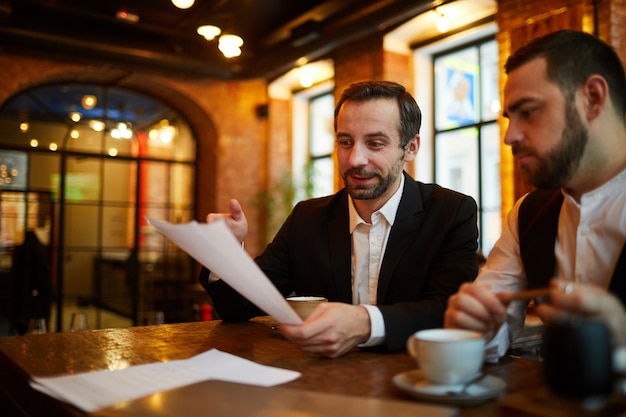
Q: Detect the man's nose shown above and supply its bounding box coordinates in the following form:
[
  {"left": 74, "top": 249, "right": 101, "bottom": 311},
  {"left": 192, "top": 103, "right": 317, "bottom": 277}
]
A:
[
  {"left": 503, "top": 119, "right": 522, "bottom": 146},
  {"left": 348, "top": 143, "right": 368, "bottom": 166}
]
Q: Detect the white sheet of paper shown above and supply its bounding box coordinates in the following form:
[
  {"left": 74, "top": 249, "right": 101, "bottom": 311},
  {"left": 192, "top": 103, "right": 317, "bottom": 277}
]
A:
[
  {"left": 30, "top": 349, "right": 301, "bottom": 412},
  {"left": 146, "top": 217, "right": 303, "bottom": 325}
]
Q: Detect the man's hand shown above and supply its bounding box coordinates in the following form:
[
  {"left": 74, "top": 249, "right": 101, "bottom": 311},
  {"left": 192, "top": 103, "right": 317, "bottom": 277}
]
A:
[
  {"left": 444, "top": 282, "right": 508, "bottom": 339},
  {"left": 536, "top": 279, "right": 626, "bottom": 348},
  {"left": 206, "top": 198, "right": 248, "bottom": 243},
  {"left": 278, "top": 302, "right": 371, "bottom": 358}
]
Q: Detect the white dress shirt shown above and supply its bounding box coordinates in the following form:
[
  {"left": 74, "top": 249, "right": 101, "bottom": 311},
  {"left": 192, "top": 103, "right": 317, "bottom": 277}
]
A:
[
  {"left": 349, "top": 175, "right": 405, "bottom": 347},
  {"left": 479, "top": 167, "right": 626, "bottom": 362}
]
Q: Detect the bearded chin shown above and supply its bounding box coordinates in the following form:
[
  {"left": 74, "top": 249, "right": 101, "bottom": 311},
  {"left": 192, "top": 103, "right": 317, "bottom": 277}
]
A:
[{"left": 347, "top": 179, "right": 386, "bottom": 200}]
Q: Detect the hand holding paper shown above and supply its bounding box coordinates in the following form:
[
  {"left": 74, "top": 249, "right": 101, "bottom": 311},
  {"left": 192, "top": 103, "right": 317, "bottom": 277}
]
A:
[{"left": 146, "top": 217, "right": 303, "bottom": 325}]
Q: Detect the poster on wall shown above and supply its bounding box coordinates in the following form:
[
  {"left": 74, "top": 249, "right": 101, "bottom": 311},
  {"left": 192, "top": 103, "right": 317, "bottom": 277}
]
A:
[{"left": 435, "top": 50, "right": 479, "bottom": 130}]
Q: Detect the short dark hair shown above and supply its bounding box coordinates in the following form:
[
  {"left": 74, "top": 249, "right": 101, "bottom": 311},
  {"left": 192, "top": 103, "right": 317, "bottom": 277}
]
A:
[
  {"left": 505, "top": 30, "right": 626, "bottom": 120},
  {"left": 334, "top": 81, "right": 422, "bottom": 149}
]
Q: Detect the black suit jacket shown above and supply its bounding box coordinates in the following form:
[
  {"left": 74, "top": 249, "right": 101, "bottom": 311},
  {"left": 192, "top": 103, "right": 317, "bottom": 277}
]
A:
[{"left": 200, "top": 172, "right": 479, "bottom": 351}]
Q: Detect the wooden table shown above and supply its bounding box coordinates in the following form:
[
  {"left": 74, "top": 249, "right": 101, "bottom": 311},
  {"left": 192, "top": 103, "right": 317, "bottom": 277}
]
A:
[{"left": 0, "top": 317, "right": 624, "bottom": 417}]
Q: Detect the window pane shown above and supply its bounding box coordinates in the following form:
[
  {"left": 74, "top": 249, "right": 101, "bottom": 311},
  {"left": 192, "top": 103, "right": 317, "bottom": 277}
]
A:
[
  {"left": 480, "top": 40, "right": 500, "bottom": 121},
  {"left": 309, "top": 93, "right": 335, "bottom": 157},
  {"left": 435, "top": 47, "right": 479, "bottom": 130},
  {"left": 61, "top": 157, "right": 101, "bottom": 203},
  {"left": 64, "top": 204, "right": 99, "bottom": 247},
  {"left": 103, "top": 159, "right": 136, "bottom": 203},
  {"left": 66, "top": 125, "right": 105, "bottom": 154},
  {"left": 0, "top": 150, "right": 28, "bottom": 190},
  {"left": 101, "top": 206, "right": 134, "bottom": 249},
  {"left": 0, "top": 191, "right": 26, "bottom": 245},
  {"left": 435, "top": 128, "right": 479, "bottom": 201},
  {"left": 480, "top": 123, "right": 501, "bottom": 255},
  {"left": 170, "top": 163, "right": 193, "bottom": 208},
  {"left": 310, "top": 158, "right": 334, "bottom": 198},
  {"left": 141, "top": 161, "right": 169, "bottom": 205},
  {"left": 29, "top": 153, "right": 60, "bottom": 196}
]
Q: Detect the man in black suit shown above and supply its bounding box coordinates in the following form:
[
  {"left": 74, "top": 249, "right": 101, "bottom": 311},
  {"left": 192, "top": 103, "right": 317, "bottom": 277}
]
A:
[{"left": 200, "top": 81, "right": 478, "bottom": 357}]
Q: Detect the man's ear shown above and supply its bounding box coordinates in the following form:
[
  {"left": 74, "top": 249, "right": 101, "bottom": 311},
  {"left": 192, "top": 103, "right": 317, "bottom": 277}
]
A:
[
  {"left": 404, "top": 135, "right": 420, "bottom": 162},
  {"left": 581, "top": 74, "right": 609, "bottom": 121}
]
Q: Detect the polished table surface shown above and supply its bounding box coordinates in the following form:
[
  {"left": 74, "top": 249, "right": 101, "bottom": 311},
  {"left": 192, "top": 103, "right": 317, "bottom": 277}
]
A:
[{"left": 0, "top": 317, "right": 625, "bottom": 417}]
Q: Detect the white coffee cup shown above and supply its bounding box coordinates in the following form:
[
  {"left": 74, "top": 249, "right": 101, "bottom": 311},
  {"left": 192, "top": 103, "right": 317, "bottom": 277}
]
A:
[
  {"left": 286, "top": 296, "right": 327, "bottom": 320},
  {"left": 407, "top": 328, "right": 485, "bottom": 385}
]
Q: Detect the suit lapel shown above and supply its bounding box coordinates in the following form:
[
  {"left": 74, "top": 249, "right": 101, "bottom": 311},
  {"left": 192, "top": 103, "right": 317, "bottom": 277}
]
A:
[
  {"left": 376, "top": 175, "right": 424, "bottom": 301},
  {"left": 609, "top": 243, "right": 626, "bottom": 306}
]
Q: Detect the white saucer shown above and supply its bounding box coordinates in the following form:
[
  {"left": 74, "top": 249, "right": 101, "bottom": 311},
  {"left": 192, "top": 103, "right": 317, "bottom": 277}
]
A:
[{"left": 392, "top": 370, "right": 507, "bottom": 407}]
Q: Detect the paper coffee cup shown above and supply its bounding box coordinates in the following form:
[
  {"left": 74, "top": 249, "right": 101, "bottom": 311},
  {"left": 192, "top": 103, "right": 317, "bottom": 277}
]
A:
[{"left": 286, "top": 296, "right": 327, "bottom": 320}]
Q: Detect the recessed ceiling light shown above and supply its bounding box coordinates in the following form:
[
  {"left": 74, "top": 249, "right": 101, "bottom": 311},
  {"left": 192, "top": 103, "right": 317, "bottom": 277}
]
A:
[{"left": 171, "top": 0, "right": 195, "bottom": 9}]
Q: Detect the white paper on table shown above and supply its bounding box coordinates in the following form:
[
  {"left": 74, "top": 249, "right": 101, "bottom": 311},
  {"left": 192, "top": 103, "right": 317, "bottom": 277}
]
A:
[
  {"left": 30, "top": 349, "right": 301, "bottom": 413},
  {"left": 146, "top": 217, "right": 302, "bottom": 325}
]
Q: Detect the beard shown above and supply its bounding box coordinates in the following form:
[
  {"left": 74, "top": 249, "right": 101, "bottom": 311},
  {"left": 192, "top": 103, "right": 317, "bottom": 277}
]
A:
[
  {"left": 513, "top": 102, "right": 589, "bottom": 189},
  {"left": 342, "top": 154, "right": 405, "bottom": 200}
]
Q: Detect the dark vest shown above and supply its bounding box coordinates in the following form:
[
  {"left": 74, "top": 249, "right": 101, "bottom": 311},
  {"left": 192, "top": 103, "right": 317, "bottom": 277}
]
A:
[{"left": 518, "top": 189, "right": 626, "bottom": 305}]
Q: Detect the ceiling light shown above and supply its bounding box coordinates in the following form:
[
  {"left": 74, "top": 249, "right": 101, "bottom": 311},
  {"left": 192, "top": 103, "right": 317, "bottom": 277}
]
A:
[
  {"left": 89, "top": 120, "right": 105, "bottom": 132},
  {"left": 299, "top": 71, "right": 314, "bottom": 88},
  {"left": 70, "top": 112, "right": 82, "bottom": 122},
  {"left": 111, "top": 122, "right": 133, "bottom": 139},
  {"left": 82, "top": 95, "right": 97, "bottom": 110},
  {"left": 171, "top": 0, "right": 195, "bottom": 9},
  {"left": 435, "top": 9, "right": 449, "bottom": 33},
  {"left": 197, "top": 25, "right": 222, "bottom": 41},
  {"left": 218, "top": 34, "right": 243, "bottom": 58},
  {"left": 19, "top": 122, "right": 29, "bottom": 132}
]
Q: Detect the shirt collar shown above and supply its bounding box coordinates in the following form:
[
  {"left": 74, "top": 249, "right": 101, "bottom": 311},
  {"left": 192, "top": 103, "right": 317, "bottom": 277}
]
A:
[
  {"left": 349, "top": 173, "right": 405, "bottom": 232},
  {"left": 562, "top": 166, "right": 626, "bottom": 206}
]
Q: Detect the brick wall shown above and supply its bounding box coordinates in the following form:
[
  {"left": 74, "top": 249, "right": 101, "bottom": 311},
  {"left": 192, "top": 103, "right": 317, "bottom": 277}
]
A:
[
  {"left": 496, "top": 0, "right": 626, "bottom": 216},
  {"left": 0, "top": 48, "right": 269, "bottom": 254}
]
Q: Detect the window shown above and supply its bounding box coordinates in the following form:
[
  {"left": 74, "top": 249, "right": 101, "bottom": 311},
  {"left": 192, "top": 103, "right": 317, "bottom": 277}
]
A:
[
  {"left": 307, "top": 92, "right": 335, "bottom": 198},
  {"left": 0, "top": 83, "right": 196, "bottom": 331},
  {"left": 433, "top": 37, "right": 501, "bottom": 255},
  {"left": 292, "top": 81, "right": 335, "bottom": 203}
]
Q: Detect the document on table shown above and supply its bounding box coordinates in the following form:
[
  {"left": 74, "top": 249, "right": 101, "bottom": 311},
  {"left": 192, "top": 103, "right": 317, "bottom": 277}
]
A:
[
  {"left": 30, "top": 349, "right": 301, "bottom": 413},
  {"left": 146, "top": 217, "right": 303, "bottom": 325}
]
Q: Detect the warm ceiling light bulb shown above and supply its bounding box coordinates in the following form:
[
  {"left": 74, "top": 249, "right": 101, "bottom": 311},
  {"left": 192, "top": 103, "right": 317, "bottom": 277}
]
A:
[
  {"left": 171, "top": 0, "right": 195, "bottom": 9},
  {"left": 197, "top": 25, "right": 221, "bottom": 41},
  {"left": 299, "top": 72, "right": 313, "bottom": 88},
  {"left": 218, "top": 34, "right": 243, "bottom": 58},
  {"left": 219, "top": 34, "right": 243, "bottom": 48},
  {"left": 435, "top": 10, "right": 449, "bottom": 33},
  {"left": 70, "top": 112, "right": 82, "bottom": 122},
  {"left": 82, "top": 95, "right": 97, "bottom": 110},
  {"left": 219, "top": 45, "right": 241, "bottom": 58},
  {"left": 89, "top": 120, "right": 105, "bottom": 132}
]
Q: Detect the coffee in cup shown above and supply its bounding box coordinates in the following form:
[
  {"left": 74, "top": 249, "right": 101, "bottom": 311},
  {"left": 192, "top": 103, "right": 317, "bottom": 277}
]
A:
[
  {"left": 407, "top": 328, "right": 485, "bottom": 385},
  {"left": 286, "top": 296, "right": 327, "bottom": 320}
]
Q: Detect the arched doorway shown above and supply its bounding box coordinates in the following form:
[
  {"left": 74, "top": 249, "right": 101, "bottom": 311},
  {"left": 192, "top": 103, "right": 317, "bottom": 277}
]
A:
[{"left": 0, "top": 83, "right": 197, "bottom": 333}]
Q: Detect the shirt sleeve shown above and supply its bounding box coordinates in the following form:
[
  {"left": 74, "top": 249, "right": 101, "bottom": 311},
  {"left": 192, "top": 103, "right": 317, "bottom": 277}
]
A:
[
  {"left": 476, "top": 195, "right": 531, "bottom": 361},
  {"left": 356, "top": 304, "right": 385, "bottom": 347}
]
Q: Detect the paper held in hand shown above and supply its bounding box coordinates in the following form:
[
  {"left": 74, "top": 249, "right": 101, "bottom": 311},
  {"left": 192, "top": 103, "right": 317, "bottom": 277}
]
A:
[{"left": 146, "top": 217, "right": 303, "bottom": 325}]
